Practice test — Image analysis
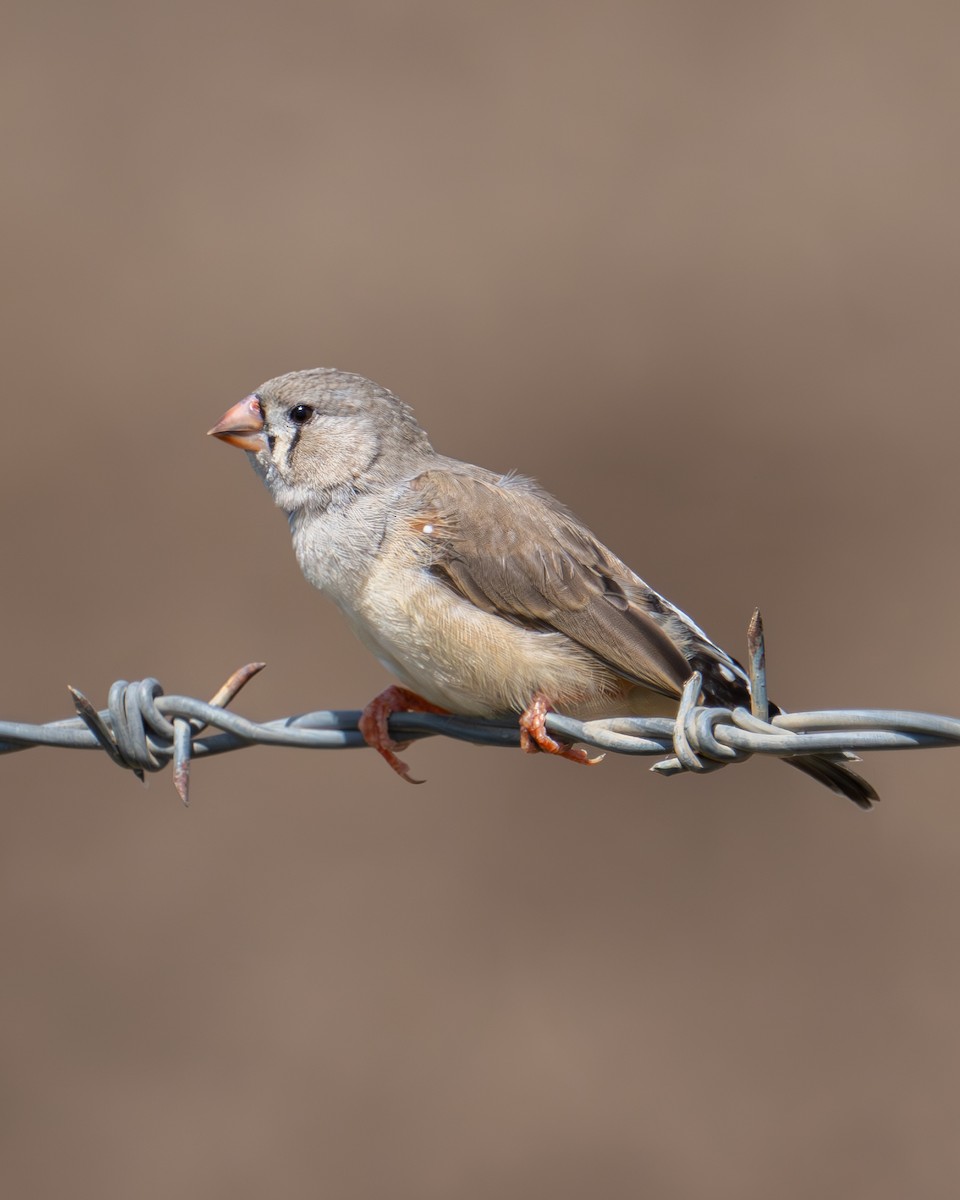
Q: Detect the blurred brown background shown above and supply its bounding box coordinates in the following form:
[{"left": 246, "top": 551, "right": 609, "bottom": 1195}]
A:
[{"left": 2, "top": 2, "right": 959, "bottom": 1196}]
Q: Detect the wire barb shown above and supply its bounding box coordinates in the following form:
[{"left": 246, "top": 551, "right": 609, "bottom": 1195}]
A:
[
  {"left": 3, "top": 619, "right": 957, "bottom": 802},
  {"left": 747, "top": 607, "right": 768, "bottom": 722},
  {"left": 171, "top": 662, "right": 266, "bottom": 805}
]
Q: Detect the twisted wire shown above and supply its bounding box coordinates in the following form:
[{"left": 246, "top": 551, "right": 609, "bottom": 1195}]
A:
[{"left": 1, "top": 613, "right": 955, "bottom": 803}]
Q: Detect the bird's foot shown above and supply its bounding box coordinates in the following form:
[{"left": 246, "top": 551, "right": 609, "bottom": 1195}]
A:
[
  {"left": 358, "top": 686, "right": 449, "bottom": 784},
  {"left": 519, "top": 693, "right": 604, "bottom": 766}
]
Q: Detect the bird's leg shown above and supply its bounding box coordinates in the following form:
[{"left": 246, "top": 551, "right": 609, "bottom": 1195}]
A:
[
  {"left": 519, "top": 693, "right": 603, "bottom": 766},
  {"left": 358, "top": 686, "right": 449, "bottom": 785}
]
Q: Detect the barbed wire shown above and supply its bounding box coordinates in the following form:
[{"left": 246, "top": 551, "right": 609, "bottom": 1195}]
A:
[{"left": 1, "top": 612, "right": 956, "bottom": 804}]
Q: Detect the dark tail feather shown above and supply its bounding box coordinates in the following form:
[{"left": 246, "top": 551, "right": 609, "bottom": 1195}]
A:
[{"left": 787, "top": 755, "right": 879, "bottom": 810}]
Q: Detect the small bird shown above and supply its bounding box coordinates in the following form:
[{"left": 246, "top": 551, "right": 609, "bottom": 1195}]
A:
[{"left": 209, "top": 368, "right": 877, "bottom": 807}]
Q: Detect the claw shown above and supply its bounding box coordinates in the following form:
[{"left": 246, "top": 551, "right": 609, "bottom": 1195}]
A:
[
  {"left": 519, "top": 693, "right": 604, "bottom": 766},
  {"left": 358, "top": 686, "right": 449, "bottom": 784}
]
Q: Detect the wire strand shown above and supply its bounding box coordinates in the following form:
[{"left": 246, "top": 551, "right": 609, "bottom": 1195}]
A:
[{"left": 1, "top": 613, "right": 953, "bottom": 804}]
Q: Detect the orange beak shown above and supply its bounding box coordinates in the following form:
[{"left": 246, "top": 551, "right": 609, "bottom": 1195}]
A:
[{"left": 207, "top": 394, "right": 266, "bottom": 452}]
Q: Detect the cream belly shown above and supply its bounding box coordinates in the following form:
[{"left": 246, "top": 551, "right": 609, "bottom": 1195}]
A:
[{"left": 344, "top": 560, "right": 678, "bottom": 720}]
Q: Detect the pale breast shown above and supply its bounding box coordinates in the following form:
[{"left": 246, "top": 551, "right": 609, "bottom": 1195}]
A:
[
  {"left": 348, "top": 547, "right": 634, "bottom": 717},
  {"left": 296, "top": 494, "right": 676, "bottom": 720}
]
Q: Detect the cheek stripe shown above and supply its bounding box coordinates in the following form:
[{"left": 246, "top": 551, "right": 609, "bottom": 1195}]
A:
[{"left": 285, "top": 426, "right": 302, "bottom": 467}]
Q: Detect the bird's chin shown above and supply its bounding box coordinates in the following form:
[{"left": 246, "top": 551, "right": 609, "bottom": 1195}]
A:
[
  {"left": 256, "top": 461, "right": 310, "bottom": 514},
  {"left": 246, "top": 449, "right": 271, "bottom": 482},
  {"left": 248, "top": 452, "right": 291, "bottom": 503}
]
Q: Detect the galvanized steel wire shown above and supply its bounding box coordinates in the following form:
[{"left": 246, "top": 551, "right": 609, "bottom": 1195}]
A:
[{"left": 1, "top": 615, "right": 955, "bottom": 803}]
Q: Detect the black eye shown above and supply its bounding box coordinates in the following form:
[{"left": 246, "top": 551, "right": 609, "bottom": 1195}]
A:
[{"left": 289, "top": 403, "right": 313, "bottom": 425}]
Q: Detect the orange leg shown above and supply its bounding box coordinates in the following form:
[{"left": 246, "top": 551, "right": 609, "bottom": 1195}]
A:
[
  {"left": 358, "top": 686, "right": 449, "bottom": 785},
  {"left": 519, "top": 693, "right": 604, "bottom": 766}
]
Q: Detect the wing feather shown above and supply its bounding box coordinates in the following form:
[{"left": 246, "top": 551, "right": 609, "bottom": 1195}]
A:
[{"left": 407, "top": 469, "right": 691, "bottom": 699}]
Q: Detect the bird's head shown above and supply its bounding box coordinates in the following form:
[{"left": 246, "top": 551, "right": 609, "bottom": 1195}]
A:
[{"left": 208, "top": 368, "right": 433, "bottom": 513}]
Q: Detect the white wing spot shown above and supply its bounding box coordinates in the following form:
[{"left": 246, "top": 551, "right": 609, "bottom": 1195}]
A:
[
  {"left": 719, "top": 664, "right": 736, "bottom": 682},
  {"left": 422, "top": 523, "right": 434, "bottom": 534}
]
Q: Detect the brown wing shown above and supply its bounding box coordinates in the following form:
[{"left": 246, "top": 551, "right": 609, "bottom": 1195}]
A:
[{"left": 407, "top": 468, "right": 692, "bottom": 699}]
